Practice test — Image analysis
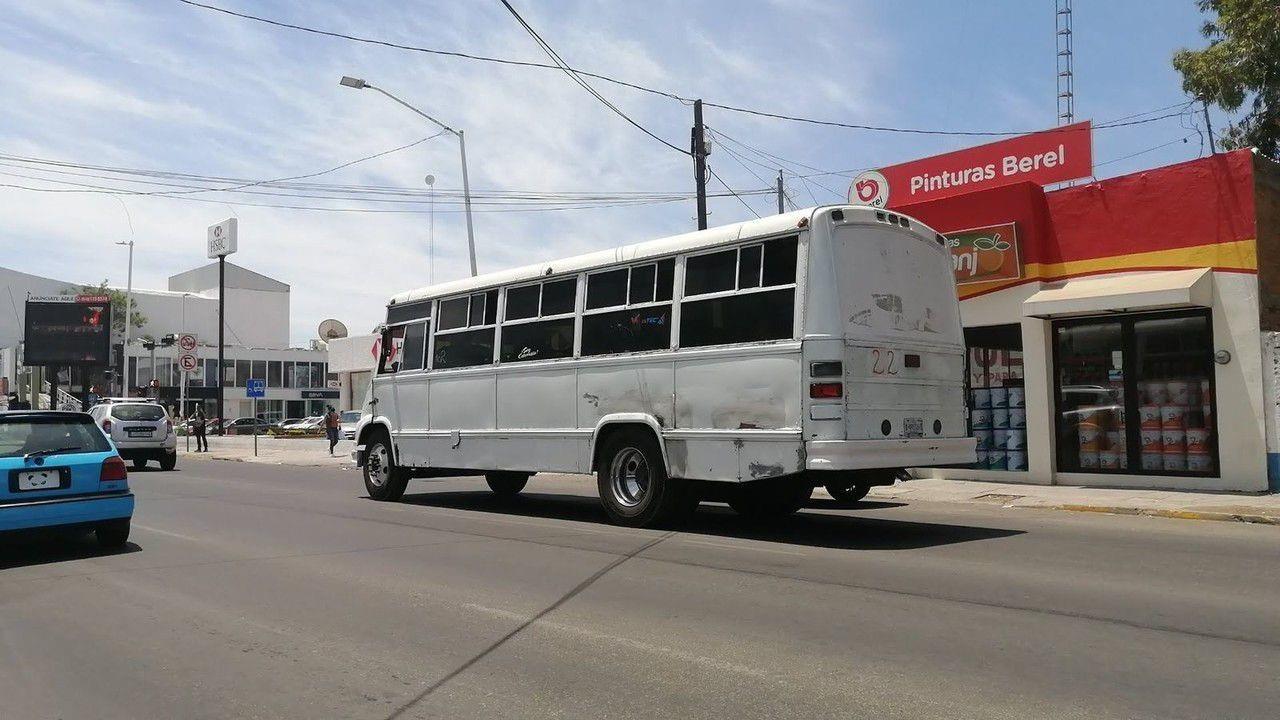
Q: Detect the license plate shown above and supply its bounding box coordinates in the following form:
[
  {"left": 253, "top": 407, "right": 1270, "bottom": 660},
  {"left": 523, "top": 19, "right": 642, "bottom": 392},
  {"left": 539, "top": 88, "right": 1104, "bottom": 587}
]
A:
[
  {"left": 127, "top": 428, "right": 152, "bottom": 436},
  {"left": 903, "top": 417, "right": 924, "bottom": 438},
  {"left": 17, "top": 469, "right": 60, "bottom": 491}
]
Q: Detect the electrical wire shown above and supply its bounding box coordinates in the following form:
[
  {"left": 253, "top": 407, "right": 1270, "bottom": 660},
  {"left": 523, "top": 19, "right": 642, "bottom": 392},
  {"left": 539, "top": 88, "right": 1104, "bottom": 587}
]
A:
[
  {"left": 175, "top": 0, "right": 1193, "bottom": 139},
  {"left": 706, "top": 165, "right": 761, "bottom": 219},
  {"left": 1095, "top": 134, "right": 1196, "bottom": 167}
]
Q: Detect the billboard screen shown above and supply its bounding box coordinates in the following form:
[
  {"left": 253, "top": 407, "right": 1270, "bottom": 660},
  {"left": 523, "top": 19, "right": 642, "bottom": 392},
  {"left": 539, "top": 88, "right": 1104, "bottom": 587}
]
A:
[{"left": 23, "top": 296, "right": 113, "bottom": 366}]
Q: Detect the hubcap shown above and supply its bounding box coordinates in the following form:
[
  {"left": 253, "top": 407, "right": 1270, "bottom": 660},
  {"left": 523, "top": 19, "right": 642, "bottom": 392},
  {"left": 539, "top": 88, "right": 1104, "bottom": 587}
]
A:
[
  {"left": 367, "top": 444, "right": 389, "bottom": 487},
  {"left": 609, "top": 447, "right": 650, "bottom": 508}
]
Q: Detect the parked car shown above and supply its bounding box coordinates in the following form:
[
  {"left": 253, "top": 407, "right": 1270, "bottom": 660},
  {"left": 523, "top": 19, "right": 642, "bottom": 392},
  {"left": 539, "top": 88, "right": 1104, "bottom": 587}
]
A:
[
  {"left": 339, "top": 411, "right": 362, "bottom": 440},
  {"left": 0, "top": 410, "right": 134, "bottom": 547},
  {"left": 89, "top": 401, "right": 177, "bottom": 471},
  {"left": 222, "top": 417, "right": 275, "bottom": 435},
  {"left": 277, "top": 417, "right": 308, "bottom": 429}
]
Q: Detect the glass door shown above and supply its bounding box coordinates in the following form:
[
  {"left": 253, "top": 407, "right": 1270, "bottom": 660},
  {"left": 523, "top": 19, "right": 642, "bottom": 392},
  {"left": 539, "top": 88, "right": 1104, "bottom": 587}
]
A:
[
  {"left": 1054, "top": 320, "right": 1127, "bottom": 473},
  {"left": 1132, "top": 313, "right": 1217, "bottom": 475}
]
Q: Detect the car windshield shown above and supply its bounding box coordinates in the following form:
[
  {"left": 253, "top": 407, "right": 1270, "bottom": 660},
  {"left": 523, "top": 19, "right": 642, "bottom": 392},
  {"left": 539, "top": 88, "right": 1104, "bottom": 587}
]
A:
[
  {"left": 112, "top": 404, "right": 166, "bottom": 421},
  {"left": 0, "top": 415, "right": 113, "bottom": 458},
  {"left": 340, "top": 411, "right": 360, "bottom": 422}
]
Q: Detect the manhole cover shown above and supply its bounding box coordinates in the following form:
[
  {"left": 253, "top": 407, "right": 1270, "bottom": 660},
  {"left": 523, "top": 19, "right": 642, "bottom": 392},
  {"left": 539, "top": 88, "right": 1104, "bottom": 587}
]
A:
[{"left": 973, "top": 493, "right": 1024, "bottom": 504}]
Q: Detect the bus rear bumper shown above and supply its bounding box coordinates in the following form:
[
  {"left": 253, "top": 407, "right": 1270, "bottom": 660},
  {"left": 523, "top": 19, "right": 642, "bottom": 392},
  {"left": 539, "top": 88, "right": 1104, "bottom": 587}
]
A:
[{"left": 805, "top": 438, "right": 976, "bottom": 471}]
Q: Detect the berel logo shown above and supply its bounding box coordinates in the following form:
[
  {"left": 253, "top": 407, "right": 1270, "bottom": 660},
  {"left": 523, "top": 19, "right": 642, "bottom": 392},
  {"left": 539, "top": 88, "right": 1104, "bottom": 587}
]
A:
[{"left": 849, "top": 170, "right": 889, "bottom": 208}]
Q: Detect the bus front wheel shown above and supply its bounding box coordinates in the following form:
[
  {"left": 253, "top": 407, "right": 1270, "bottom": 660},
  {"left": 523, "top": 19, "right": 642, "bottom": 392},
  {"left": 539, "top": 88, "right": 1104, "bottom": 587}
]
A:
[
  {"left": 364, "top": 435, "right": 409, "bottom": 501},
  {"left": 596, "top": 430, "right": 693, "bottom": 527},
  {"left": 486, "top": 471, "right": 529, "bottom": 497}
]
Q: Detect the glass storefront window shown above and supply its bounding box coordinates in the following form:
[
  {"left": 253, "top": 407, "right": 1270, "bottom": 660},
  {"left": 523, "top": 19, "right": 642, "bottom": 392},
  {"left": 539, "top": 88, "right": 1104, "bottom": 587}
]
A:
[
  {"left": 965, "top": 325, "right": 1028, "bottom": 472},
  {"left": 1053, "top": 310, "right": 1217, "bottom": 477}
]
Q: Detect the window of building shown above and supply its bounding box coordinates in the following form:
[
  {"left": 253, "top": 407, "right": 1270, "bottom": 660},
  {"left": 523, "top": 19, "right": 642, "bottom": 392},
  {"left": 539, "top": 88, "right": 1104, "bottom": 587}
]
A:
[
  {"left": 155, "top": 358, "right": 173, "bottom": 387},
  {"left": 282, "top": 361, "right": 295, "bottom": 388},
  {"left": 204, "top": 359, "right": 218, "bottom": 388},
  {"left": 251, "top": 360, "right": 267, "bottom": 385},
  {"left": 582, "top": 259, "right": 674, "bottom": 357},
  {"left": 312, "top": 362, "right": 326, "bottom": 388},
  {"left": 268, "top": 361, "right": 282, "bottom": 387},
  {"left": 294, "top": 361, "right": 311, "bottom": 388},
  {"left": 965, "top": 324, "right": 1028, "bottom": 472},
  {"left": 1053, "top": 310, "right": 1217, "bottom": 477},
  {"left": 235, "top": 360, "right": 250, "bottom": 387},
  {"left": 433, "top": 290, "right": 497, "bottom": 370},
  {"left": 500, "top": 278, "right": 577, "bottom": 363},
  {"left": 679, "top": 237, "right": 798, "bottom": 349}
]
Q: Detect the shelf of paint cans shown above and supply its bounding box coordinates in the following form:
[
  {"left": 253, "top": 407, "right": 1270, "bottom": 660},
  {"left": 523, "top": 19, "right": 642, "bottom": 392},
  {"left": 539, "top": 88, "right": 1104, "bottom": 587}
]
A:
[
  {"left": 970, "top": 383, "right": 1027, "bottom": 471},
  {"left": 1136, "top": 378, "right": 1215, "bottom": 473}
]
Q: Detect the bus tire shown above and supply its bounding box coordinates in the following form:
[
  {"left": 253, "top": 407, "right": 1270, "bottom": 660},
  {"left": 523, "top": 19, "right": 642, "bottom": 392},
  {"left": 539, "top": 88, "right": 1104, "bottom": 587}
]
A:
[
  {"left": 486, "top": 471, "right": 529, "bottom": 497},
  {"left": 728, "top": 480, "right": 812, "bottom": 521},
  {"left": 596, "top": 430, "right": 691, "bottom": 528},
  {"left": 363, "top": 433, "right": 409, "bottom": 501},
  {"left": 825, "top": 482, "right": 871, "bottom": 504}
]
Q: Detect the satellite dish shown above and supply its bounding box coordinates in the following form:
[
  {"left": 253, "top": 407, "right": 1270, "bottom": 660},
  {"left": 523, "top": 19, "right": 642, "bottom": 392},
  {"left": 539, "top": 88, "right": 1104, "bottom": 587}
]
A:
[
  {"left": 318, "top": 319, "right": 349, "bottom": 341},
  {"left": 424, "top": 174, "right": 435, "bottom": 186}
]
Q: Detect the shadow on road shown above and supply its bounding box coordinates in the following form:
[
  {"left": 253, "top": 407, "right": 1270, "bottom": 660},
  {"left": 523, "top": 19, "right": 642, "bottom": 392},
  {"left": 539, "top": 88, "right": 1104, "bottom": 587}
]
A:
[
  {"left": 397, "top": 490, "right": 1023, "bottom": 551},
  {"left": 0, "top": 531, "right": 141, "bottom": 570}
]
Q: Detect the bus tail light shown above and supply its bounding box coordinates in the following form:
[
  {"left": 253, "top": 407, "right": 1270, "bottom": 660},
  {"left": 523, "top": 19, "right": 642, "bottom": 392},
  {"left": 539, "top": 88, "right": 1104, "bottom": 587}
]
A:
[
  {"left": 101, "top": 456, "right": 128, "bottom": 482},
  {"left": 809, "top": 382, "right": 843, "bottom": 399}
]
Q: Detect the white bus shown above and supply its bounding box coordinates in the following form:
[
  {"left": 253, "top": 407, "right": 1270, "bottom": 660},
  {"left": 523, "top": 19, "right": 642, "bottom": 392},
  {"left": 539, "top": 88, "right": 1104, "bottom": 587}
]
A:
[{"left": 353, "top": 205, "right": 974, "bottom": 527}]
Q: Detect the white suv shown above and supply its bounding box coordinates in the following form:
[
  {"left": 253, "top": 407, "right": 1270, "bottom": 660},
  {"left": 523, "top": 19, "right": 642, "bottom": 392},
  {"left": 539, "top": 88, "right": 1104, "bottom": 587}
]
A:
[{"left": 89, "top": 401, "right": 178, "bottom": 471}]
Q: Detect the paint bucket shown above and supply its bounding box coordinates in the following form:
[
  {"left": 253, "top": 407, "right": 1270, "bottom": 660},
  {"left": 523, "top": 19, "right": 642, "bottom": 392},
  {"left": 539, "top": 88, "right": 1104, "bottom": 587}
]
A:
[
  {"left": 1199, "top": 379, "right": 1213, "bottom": 405},
  {"left": 1140, "top": 428, "right": 1163, "bottom": 453},
  {"left": 1161, "top": 429, "right": 1186, "bottom": 452},
  {"left": 1144, "top": 381, "right": 1169, "bottom": 405},
  {"left": 1185, "top": 427, "right": 1211, "bottom": 454},
  {"left": 1078, "top": 451, "right": 1100, "bottom": 469},
  {"left": 1007, "top": 386, "right": 1025, "bottom": 408},
  {"left": 973, "top": 388, "right": 992, "bottom": 409},
  {"left": 1160, "top": 405, "right": 1186, "bottom": 429},
  {"left": 1007, "top": 450, "right": 1028, "bottom": 471},
  {"left": 1141, "top": 453, "right": 1163, "bottom": 470},
  {"left": 987, "top": 450, "right": 1007, "bottom": 471},
  {"left": 1166, "top": 380, "right": 1193, "bottom": 406},
  {"left": 1106, "top": 430, "right": 1127, "bottom": 453},
  {"left": 992, "top": 407, "right": 1010, "bottom": 429},
  {"left": 1009, "top": 407, "right": 1027, "bottom": 429},
  {"left": 990, "top": 387, "right": 1008, "bottom": 408},
  {"left": 971, "top": 407, "right": 991, "bottom": 429},
  {"left": 1139, "top": 405, "right": 1162, "bottom": 429},
  {"left": 1005, "top": 429, "right": 1027, "bottom": 450},
  {"left": 1187, "top": 452, "right": 1214, "bottom": 472},
  {"left": 1077, "top": 406, "right": 1103, "bottom": 428},
  {"left": 974, "top": 429, "right": 993, "bottom": 451},
  {"left": 992, "top": 428, "right": 1009, "bottom": 451},
  {"left": 974, "top": 449, "right": 989, "bottom": 468},
  {"left": 1077, "top": 425, "right": 1102, "bottom": 452},
  {"left": 1202, "top": 404, "right": 1214, "bottom": 429},
  {"left": 1098, "top": 451, "right": 1122, "bottom": 470},
  {"left": 1162, "top": 452, "right": 1187, "bottom": 472}
]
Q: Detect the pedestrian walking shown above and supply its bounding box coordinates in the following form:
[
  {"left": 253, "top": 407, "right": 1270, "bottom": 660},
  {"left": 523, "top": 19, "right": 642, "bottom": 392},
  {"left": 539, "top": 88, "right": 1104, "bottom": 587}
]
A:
[
  {"left": 191, "top": 406, "right": 208, "bottom": 453},
  {"left": 325, "top": 405, "right": 341, "bottom": 456}
]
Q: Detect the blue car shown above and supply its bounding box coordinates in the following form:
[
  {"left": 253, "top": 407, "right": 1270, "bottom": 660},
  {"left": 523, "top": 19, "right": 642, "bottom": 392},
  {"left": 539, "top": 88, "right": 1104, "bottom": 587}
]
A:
[{"left": 0, "top": 410, "right": 134, "bottom": 547}]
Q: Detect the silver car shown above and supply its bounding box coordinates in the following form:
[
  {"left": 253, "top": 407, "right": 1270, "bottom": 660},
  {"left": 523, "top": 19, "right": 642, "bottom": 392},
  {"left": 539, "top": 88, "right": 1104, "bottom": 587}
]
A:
[{"left": 89, "top": 401, "right": 178, "bottom": 470}]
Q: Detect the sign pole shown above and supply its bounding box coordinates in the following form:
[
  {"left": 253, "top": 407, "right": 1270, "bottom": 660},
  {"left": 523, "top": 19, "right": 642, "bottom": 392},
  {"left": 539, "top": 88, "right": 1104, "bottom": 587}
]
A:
[
  {"left": 253, "top": 396, "right": 258, "bottom": 457},
  {"left": 217, "top": 256, "right": 225, "bottom": 435}
]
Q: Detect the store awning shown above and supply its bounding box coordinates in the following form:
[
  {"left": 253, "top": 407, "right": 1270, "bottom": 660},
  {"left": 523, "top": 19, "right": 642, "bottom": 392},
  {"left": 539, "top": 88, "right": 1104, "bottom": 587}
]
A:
[{"left": 1021, "top": 268, "right": 1214, "bottom": 318}]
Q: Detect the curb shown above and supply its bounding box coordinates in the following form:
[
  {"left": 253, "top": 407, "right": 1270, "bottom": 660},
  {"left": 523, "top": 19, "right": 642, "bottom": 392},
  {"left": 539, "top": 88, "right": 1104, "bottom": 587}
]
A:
[{"left": 1052, "top": 504, "right": 1280, "bottom": 526}]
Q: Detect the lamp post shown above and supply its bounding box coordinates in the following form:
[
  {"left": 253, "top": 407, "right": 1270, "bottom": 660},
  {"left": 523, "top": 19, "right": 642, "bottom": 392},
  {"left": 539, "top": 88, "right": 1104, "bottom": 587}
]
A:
[
  {"left": 115, "top": 239, "right": 134, "bottom": 397},
  {"left": 339, "top": 76, "right": 477, "bottom": 276}
]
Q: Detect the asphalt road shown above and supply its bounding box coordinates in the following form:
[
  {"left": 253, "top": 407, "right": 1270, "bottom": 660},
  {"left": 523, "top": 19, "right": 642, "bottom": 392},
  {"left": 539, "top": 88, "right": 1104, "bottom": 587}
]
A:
[{"left": 2, "top": 459, "right": 1277, "bottom": 720}]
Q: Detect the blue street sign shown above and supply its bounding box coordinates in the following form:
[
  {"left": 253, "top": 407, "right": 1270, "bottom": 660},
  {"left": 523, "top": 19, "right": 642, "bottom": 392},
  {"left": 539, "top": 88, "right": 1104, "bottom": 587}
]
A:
[{"left": 246, "top": 378, "right": 266, "bottom": 398}]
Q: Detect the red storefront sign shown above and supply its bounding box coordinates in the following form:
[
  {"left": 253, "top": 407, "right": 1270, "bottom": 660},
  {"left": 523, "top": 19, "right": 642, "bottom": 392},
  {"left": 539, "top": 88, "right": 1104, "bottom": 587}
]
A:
[
  {"left": 947, "top": 222, "right": 1022, "bottom": 285},
  {"left": 851, "top": 121, "right": 1092, "bottom": 208}
]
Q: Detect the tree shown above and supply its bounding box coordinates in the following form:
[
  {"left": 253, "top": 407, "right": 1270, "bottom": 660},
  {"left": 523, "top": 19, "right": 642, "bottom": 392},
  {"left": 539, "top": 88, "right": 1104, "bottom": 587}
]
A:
[
  {"left": 64, "top": 281, "right": 148, "bottom": 337},
  {"left": 1172, "top": 0, "right": 1280, "bottom": 159}
]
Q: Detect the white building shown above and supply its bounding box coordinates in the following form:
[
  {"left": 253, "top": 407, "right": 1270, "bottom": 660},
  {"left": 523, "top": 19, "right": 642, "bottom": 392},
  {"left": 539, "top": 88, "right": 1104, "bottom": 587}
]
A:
[{"left": 1, "top": 261, "right": 337, "bottom": 421}]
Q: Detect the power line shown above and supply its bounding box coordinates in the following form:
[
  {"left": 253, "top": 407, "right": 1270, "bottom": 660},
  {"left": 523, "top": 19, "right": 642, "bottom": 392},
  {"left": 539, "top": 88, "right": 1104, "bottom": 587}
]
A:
[
  {"left": 1095, "top": 134, "right": 1195, "bottom": 168},
  {"left": 175, "top": 0, "right": 1191, "bottom": 139},
  {"left": 496, "top": 0, "right": 687, "bottom": 156},
  {"left": 706, "top": 166, "right": 761, "bottom": 219}
]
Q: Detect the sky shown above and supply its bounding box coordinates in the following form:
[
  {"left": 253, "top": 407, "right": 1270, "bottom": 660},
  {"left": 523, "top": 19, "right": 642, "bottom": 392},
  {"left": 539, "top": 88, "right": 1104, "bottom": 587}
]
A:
[{"left": 0, "top": 0, "right": 1228, "bottom": 345}]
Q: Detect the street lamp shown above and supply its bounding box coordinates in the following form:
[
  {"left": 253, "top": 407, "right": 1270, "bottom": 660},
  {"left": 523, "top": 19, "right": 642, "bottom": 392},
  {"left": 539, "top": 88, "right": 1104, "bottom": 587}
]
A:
[
  {"left": 339, "top": 75, "right": 478, "bottom": 276},
  {"left": 115, "top": 239, "right": 134, "bottom": 397}
]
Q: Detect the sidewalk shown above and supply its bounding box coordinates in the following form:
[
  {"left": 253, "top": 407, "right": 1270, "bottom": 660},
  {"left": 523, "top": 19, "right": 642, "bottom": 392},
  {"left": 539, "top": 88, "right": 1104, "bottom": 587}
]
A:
[
  {"left": 178, "top": 434, "right": 352, "bottom": 467},
  {"left": 181, "top": 437, "right": 1279, "bottom": 525},
  {"left": 865, "top": 478, "right": 1280, "bottom": 526}
]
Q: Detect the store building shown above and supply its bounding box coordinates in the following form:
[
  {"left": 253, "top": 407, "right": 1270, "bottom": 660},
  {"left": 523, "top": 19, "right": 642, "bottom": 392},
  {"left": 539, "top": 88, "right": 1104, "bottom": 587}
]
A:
[
  {"left": 0, "top": 261, "right": 337, "bottom": 421},
  {"left": 893, "top": 149, "right": 1278, "bottom": 492}
]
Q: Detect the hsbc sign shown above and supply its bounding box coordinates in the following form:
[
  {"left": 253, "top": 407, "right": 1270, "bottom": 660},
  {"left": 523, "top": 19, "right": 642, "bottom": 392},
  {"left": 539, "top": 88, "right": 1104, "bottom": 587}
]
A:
[{"left": 849, "top": 121, "right": 1093, "bottom": 208}]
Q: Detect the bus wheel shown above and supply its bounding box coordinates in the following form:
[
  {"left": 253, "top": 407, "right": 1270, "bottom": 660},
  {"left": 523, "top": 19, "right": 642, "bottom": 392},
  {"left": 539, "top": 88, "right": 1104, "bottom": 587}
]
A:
[
  {"left": 486, "top": 471, "right": 529, "bottom": 497},
  {"left": 364, "top": 435, "right": 408, "bottom": 501},
  {"left": 596, "top": 430, "right": 692, "bottom": 527},
  {"left": 824, "top": 482, "right": 871, "bottom": 504},
  {"left": 728, "top": 480, "right": 812, "bottom": 521}
]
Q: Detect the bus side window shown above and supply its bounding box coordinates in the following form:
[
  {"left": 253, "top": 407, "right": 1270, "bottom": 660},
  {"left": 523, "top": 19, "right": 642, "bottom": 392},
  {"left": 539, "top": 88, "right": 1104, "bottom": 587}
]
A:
[{"left": 378, "top": 326, "right": 406, "bottom": 374}]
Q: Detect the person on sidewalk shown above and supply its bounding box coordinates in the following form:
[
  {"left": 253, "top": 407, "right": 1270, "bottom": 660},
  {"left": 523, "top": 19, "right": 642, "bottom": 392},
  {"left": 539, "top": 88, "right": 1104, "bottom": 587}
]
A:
[
  {"left": 191, "top": 406, "right": 208, "bottom": 453},
  {"left": 324, "top": 405, "right": 341, "bottom": 456}
]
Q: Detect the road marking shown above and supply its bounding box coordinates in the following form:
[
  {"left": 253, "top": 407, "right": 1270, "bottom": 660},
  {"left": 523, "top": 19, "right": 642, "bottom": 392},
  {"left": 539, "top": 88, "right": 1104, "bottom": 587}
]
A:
[
  {"left": 461, "top": 602, "right": 776, "bottom": 681},
  {"left": 678, "top": 537, "right": 806, "bottom": 557},
  {"left": 132, "top": 523, "right": 206, "bottom": 543}
]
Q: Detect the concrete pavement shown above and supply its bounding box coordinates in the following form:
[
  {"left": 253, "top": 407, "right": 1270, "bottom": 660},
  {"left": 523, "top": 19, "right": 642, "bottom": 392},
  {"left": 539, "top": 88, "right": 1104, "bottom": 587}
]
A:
[{"left": 1, "top": 459, "right": 1277, "bottom": 719}]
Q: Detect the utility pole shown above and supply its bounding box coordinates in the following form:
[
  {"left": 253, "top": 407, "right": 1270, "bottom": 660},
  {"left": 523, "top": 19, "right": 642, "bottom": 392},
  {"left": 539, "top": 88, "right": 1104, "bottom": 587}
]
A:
[
  {"left": 1203, "top": 100, "right": 1217, "bottom": 154},
  {"left": 776, "top": 170, "right": 785, "bottom": 214},
  {"left": 217, "top": 256, "right": 225, "bottom": 435},
  {"left": 692, "top": 99, "right": 708, "bottom": 230}
]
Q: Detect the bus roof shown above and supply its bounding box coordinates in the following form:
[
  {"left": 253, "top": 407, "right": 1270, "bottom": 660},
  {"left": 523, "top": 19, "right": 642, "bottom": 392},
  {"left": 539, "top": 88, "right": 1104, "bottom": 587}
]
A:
[{"left": 389, "top": 207, "right": 831, "bottom": 307}]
